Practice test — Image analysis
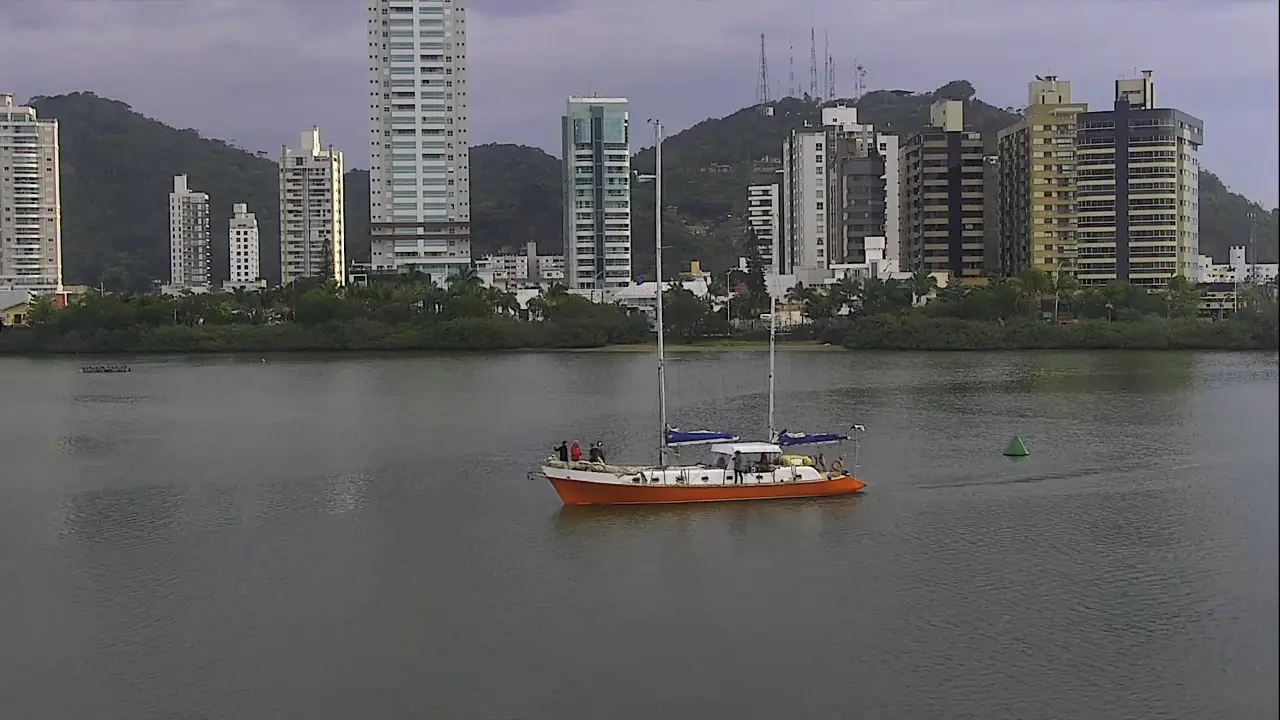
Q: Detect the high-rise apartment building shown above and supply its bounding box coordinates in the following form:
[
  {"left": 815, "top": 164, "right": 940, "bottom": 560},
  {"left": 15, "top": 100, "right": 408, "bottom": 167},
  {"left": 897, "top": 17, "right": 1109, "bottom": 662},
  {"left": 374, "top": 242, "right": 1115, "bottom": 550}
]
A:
[
  {"left": 227, "top": 203, "right": 261, "bottom": 286},
  {"left": 746, "top": 184, "right": 781, "bottom": 273},
  {"left": 561, "top": 96, "right": 631, "bottom": 290},
  {"left": 1074, "top": 71, "right": 1203, "bottom": 288},
  {"left": 0, "top": 93, "right": 62, "bottom": 293},
  {"left": 782, "top": 105, "right": 899, "bottom": 278},
  {"left": 834, "top": 148, "right": 887, "bottom": 266},
  {"left": 280, "top": 127, "right": 345, "bottom": 285},
  {"left": 996, "top": 76, "right": 1089, "bottom": 277},
  {"left": 168, "top": 174, "right": 211, "bottom": 293},
  {"left": 782, "top": 126, "right": 827, "bottom": 274},
  {"left": 367, "top": 0, "right": 472, "bottom": 284},
  {"left": 820, "top": 105, "right": 900, "bottom": 271},
  {"left": 900, "top": 100, "right": 987, "bottom": 281}
]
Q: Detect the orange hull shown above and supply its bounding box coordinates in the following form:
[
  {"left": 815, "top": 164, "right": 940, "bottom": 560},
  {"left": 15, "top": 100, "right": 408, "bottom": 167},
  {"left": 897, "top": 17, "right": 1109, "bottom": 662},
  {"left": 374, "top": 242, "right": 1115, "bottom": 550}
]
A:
[{"left": 547, "top": 475, "right": 867, "bottom": 506}]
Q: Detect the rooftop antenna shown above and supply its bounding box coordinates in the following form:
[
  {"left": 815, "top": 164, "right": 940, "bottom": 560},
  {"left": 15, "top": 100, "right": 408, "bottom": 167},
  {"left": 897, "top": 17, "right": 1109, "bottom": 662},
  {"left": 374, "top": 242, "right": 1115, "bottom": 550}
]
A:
[
  {"left": 827, "top": 55, "right": 836, "bottom": 101},
  {"left": 809, "top": 28, "right": 818, "bottom": 100},
  {"left": 788, "top": 36, "right": 795, "bottom": 98},
  {"left": 823, "top": 31, "right": 830, "bottom": 101},
  {"left": 757, "top": 33, "right": 771, "bottom": 105},
  {"left": 853, "top": 59, "right": 867, "bottom": 102}
]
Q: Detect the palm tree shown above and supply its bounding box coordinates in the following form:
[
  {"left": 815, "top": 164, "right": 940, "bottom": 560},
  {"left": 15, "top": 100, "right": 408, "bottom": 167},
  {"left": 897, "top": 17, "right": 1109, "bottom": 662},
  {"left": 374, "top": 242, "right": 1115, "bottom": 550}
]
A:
[
  {"left": 860, "top": 278, "right": 890, "bottom": 314},
  {"left": 786, "top": 281, "right": 816, "bottom": 305},
  {"left": 908, "top": 269, "right": 939, "bottom": 306},
  {"left": 1016, "top": 267, "right": 1053, "bottom": 320},
  {"left": 487, "top": 288, "right": 520, "bottom": 316},
  {"left": 530, "top": 282, "right": 580, "bottom": 321},
  {"left": 526, "top": 295, "right": 549, "bottom": 321},
  {"left": 832, "top": 277, "right": 862, "bottom": 314},
  {"left": 229, "top": 287, "right": 254, "bottom": 323},
  {"left": 1099, "top": 281, "right": 1130, "bottom": 321},
  {"left": 1161, "top": 275, "right": 1201, "bottom": 319},
  {"left": 448, "top": 266, "right": 483, "bottom": 295},
  {"left": 802, "top": 287, "right": 839, "bottom": 320},
  {"left": 543, "top": 282, "right": 570, "bottom": 300},
  {"left": 1050, "top": 271, "right": 1079, "bottom": 322}
]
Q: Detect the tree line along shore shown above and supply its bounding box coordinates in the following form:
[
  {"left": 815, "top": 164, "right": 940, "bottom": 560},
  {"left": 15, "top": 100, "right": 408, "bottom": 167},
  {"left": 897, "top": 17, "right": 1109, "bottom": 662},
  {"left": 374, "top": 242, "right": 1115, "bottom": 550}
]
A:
[{"left": 1, "top": 269, "right": 1276, "bottom": 354}]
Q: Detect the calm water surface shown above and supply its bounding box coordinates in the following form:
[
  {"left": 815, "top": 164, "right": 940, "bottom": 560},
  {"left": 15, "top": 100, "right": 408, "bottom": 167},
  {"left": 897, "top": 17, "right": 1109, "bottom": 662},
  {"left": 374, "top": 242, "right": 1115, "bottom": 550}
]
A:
[{"left": 0, "top": 350, "right": 1276, "bottom": 719}]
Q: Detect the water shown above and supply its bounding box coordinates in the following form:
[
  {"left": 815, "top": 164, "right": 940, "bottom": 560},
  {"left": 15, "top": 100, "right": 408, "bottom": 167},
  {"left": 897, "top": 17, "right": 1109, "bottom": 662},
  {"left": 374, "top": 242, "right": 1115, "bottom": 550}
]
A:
[{"left": 0, "top": 350, "right": 1276, "bottom": 719}]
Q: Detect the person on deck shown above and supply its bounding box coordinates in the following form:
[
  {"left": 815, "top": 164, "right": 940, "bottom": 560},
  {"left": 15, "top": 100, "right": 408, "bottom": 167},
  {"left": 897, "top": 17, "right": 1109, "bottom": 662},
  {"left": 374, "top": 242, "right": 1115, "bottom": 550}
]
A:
[
  {"left": 589, "top": 442, "right": 605, "bottom": 464},
  {"left": 570, "top": 442, "right": 583, "bottom": 462},
  {"left": 732, "top": 451, "right": 746, "bottom": 484},
  {"left": 555, "top": 441, "right": 569, "bottom": 462}
]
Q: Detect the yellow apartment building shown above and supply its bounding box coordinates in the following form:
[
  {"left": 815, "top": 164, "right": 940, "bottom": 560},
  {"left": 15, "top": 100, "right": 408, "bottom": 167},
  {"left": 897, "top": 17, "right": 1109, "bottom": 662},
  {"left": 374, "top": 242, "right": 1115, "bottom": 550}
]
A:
[{"left": 996, "top": 76, "right": 1089, "bottom": 277}]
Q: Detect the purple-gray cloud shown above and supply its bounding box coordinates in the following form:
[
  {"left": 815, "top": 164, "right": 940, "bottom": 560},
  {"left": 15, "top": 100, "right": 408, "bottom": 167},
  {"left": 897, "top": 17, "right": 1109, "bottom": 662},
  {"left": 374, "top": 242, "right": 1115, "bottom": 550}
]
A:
[{"left": 1, "top": 0, "right": 1276, "bottom": 205}]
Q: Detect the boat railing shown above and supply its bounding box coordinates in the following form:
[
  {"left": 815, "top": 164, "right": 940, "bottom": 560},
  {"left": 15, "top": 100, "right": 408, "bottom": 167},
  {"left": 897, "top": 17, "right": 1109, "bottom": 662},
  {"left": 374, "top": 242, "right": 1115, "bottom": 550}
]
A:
[{"left": 545, "top": 459, "right": 645, "bottom": 476}]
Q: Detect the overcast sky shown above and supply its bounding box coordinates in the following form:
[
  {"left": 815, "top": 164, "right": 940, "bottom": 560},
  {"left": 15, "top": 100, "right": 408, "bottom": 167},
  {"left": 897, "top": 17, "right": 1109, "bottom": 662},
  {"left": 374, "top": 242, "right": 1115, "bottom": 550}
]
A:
[{"left": 1, "top": 0, "right": 1276, "bottom": 205}]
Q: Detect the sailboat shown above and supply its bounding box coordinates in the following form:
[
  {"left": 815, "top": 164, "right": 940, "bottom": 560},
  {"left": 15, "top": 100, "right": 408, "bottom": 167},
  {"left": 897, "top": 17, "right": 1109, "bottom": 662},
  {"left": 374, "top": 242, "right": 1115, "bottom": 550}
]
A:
[{"left": 532, "top": 121, "right": 866, "bottom": 506}]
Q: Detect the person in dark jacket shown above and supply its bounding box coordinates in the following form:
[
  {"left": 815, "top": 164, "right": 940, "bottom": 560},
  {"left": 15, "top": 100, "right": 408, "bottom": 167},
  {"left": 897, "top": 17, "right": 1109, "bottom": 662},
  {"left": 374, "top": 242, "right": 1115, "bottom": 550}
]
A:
[
  {"left": 589, "top": 442, "right": 606, "bottom": 463},
  {"left": 555, "top": 441, "right": 569, "bottom": 462},
  {"left": 732, "top": 451, "right": 747, "bottom": 484}
]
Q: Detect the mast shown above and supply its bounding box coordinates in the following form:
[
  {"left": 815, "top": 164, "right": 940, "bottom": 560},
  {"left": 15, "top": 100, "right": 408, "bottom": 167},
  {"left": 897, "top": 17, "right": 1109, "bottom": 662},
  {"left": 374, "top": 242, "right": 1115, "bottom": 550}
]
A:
[
  {"left": 653, "top": 119, "right": 668, "bottom": 467},
  {"left": 767, "top": 273, "right": 777, "bottom": 441}
]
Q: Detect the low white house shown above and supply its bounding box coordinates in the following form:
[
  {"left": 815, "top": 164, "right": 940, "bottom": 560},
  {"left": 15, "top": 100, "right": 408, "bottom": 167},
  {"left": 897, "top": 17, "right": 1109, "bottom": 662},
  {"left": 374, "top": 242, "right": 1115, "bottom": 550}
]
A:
[
  {"left": 613, "top": 279, "right": 711, "bottom": 323},
  {"left": 1194, "top": 246, "right": 1278, "bottom": 285}
]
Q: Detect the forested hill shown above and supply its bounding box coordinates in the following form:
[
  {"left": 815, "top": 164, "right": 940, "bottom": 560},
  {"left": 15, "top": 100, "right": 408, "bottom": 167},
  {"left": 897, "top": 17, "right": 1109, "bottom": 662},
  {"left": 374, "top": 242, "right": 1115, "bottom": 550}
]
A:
[{"left": 30, "top": 87, "right": 1278, "bottom": 289}]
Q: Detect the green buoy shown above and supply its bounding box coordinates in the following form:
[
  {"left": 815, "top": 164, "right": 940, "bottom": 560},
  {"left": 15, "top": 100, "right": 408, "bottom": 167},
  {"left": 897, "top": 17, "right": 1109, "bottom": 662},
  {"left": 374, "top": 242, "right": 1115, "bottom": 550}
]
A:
[{"left": 1003, "top": 436, "right": 1030, "bottom": 457}]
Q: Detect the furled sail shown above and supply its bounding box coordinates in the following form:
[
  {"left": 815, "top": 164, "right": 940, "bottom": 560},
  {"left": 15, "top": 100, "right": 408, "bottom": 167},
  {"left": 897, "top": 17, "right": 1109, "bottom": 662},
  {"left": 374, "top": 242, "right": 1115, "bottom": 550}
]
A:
[
  {"left": 665, "top": 427, "right": 739, "bottom": 446},
  {"left": 774, "top": 425, "right": 865, "bottom": 447}
]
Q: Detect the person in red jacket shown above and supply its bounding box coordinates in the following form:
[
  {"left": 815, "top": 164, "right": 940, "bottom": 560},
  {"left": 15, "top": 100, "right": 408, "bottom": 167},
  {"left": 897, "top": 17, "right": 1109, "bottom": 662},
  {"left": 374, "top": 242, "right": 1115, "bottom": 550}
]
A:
[{"left": 570, "top": 441, "right": 583, "bottom": 462}]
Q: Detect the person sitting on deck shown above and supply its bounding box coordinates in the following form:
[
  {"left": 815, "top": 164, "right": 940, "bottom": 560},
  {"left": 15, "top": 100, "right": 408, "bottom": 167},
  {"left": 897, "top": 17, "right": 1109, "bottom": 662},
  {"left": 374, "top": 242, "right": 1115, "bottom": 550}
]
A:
[
  {"left": 555, "top": 441, "right": 569, "bottom": 462},
  {"left": 570, "top": 442, "right": 583, "bottom": 462}
]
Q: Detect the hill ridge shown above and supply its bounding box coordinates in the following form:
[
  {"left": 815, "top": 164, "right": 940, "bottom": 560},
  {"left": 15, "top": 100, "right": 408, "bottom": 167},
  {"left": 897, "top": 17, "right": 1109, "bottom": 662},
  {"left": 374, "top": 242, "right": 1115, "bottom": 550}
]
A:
[{"left": 24, "top": 86, "right": 1279, "bottom": 289}]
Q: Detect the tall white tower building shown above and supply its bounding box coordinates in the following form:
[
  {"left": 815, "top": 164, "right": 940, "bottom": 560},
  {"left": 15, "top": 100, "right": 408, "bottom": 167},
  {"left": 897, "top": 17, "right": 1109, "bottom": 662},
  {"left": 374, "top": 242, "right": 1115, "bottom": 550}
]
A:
[
  {"left": 561, "top": 96, "right": 632, "bottom": 290},
  {"left": 280, "top": 127, "right": 345, "bottom": 285},
  {"left": 367, "top": 0, "right": 473, "bottom": 285},
  {"left": 227, "top": 203, "right": 261, "bottom": 287},
  {"left": 168, "top": 174, "right": 211, "bottom": 293},
  {"left": 0, "top": 93, "right": 62, "bottom": 293},
  {"left": 782, "top": 128, "right": 827, "bottom": 273}
]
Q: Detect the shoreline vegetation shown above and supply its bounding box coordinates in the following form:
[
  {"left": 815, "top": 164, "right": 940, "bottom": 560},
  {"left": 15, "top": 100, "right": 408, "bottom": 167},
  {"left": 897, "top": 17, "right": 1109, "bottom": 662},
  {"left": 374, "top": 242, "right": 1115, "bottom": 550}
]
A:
[{"left": 1, "top": 270, "right": 1276, "bottom": 355}]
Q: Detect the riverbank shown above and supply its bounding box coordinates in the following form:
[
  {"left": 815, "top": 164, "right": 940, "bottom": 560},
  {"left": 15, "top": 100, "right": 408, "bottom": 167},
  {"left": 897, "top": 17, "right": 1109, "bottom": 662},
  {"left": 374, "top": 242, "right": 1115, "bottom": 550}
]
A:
[
  {"left": 3, "top": 315, "right": 1274, "bottom": 355},
  {"left": 571, "top": 339, "right": 839, "bottom": 353},
  {"left": 839, "top": 316, "right": 1277, "bottom": 351},
  {"left": 0, "top": 317, "right": 648, "bottom": 354}
]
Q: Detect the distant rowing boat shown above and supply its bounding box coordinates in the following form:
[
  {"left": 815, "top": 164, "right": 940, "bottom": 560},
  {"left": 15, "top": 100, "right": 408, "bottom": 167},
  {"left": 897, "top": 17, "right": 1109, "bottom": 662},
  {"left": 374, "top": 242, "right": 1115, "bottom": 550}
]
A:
[{"left": 81, "top": 365, "right": 131, "bottom": 374}]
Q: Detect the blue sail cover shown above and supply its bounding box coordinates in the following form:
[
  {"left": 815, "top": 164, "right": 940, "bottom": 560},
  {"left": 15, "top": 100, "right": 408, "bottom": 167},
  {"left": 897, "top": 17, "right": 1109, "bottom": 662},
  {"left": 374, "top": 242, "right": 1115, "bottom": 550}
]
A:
[
  {"left": 666, "top": 428, "right": 739, "bottom": 446},
  {"left": 774, "top": 429, "right": 849, "bottom": 447}
]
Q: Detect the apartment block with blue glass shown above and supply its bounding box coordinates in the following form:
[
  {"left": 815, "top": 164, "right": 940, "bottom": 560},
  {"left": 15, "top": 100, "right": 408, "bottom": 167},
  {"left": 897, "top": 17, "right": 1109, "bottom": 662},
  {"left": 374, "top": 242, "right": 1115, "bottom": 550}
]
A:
[{"left": 561, "top": 97, "right": 632, "bottom": 290}]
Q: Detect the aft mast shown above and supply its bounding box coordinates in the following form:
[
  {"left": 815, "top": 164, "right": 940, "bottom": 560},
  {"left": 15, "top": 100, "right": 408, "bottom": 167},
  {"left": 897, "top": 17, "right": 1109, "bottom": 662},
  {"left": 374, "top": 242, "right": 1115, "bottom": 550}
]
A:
[{"left": 767, "top": 273, "right": 777, "bottom": 442}]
